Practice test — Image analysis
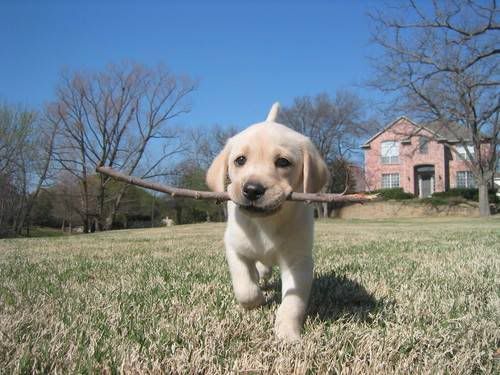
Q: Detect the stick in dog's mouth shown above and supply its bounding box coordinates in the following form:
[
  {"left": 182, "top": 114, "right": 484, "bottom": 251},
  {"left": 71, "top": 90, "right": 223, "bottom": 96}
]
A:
[{"left": 95, "top": 166, "right": 379, "bottom": 204}]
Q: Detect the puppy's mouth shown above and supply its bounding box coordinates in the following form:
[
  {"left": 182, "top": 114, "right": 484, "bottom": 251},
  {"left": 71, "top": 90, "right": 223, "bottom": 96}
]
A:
[
  {"left": 238, "top": 202, "right": 283, "bottom": 216},
  {"left": 228, "top": 184, "right": 288, "bottom": 217},
  {"left": 239, "top": 205, "right": 281, "bottom": 216}
]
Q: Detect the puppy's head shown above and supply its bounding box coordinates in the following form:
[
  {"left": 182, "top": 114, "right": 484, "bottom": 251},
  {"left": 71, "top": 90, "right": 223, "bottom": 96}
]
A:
[{"left": 206, "top": 104, "right": 329, "bottom": 216}]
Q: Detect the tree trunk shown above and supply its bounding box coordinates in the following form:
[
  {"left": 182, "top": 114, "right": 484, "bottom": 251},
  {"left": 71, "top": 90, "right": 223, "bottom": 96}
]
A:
[
  {"left": 151, "top": 194, "right": 155, "bottom": 228},
  {"left": 97, "top": 177, "right": 106, "bottom": 231},
  {"left": 322, "top": 202, "right": 328, "bottom": 218},
  {"left": 82, "top": 217, "right": 89, "bottom": 233},
  {"left": 80, "top": 178, "right": 91, "bottom": 233},
  {"left": 314, "top": 203, "right": 325, "bottom": 218},
  {"left": 176, "top": 207, "right": 182, "bottom": 225},
  {"left": 106, "top": 184, "right": 129, "bottom": 230},
  {"left": 478, "top": 182, "right": 490, "bottom": 217}
]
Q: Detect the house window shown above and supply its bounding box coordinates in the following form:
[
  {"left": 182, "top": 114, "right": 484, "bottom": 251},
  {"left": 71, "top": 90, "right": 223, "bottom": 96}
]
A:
[
  {"left": 382, "top": 173, "right": 400, "bottom": 188},
  {"left": 456, "top": 145, "right": 474, "bottom": 160},
  {"left": 456, "top": 171, "right": 475, "bottom": 188},
  {"left": 419, "top": 137, "right": 428, "bottom": 154},
  {"left": 381, "top": 141, "right": 399, "bottom": 164}
]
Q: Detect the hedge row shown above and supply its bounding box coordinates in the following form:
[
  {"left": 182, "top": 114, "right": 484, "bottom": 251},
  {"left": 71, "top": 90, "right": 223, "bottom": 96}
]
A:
[
  {"left": 432, "top": 188, "right": 499, "bottom": 203},
  {"left": 372, "top": 187, "right": 499, "bottom": 203},
  {"left": 373, "top": 188, "right": 415, "bottom": 200}
]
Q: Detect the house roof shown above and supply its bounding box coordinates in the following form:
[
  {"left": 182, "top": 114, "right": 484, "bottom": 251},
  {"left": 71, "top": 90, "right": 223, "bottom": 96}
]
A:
[
  {"left": 361, "top": 116, "right": 475, "bottom": 148},
  {"left": 360, "top": 116, "right": 416, "bottom": 149},
  {"left": 424, "top": 121, "right": 472, "bottom": 142}
]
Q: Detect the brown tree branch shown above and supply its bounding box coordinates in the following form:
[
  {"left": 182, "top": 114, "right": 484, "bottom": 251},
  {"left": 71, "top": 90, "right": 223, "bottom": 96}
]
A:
[{"left": 96, "top": 166, "right": 378, "bottom": 204}]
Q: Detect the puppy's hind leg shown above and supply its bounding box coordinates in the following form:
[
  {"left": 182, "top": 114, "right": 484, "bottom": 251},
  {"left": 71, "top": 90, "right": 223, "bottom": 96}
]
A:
[{"left": 226, "top": 250, "right": 265, "bottom": 309}]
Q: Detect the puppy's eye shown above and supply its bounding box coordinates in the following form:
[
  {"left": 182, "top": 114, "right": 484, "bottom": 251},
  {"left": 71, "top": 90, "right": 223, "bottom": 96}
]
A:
[
  {"left": 275, "top": 157, "right": 292, "bottom": 168},
  {"left": 234, "top": 156, "right": 246, "bottom": 166}
]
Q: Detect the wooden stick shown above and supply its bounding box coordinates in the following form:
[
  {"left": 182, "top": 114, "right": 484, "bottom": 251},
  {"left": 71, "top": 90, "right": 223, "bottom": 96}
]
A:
[{"left": 96, "top": 166, "right": 378, "bottom": 203}]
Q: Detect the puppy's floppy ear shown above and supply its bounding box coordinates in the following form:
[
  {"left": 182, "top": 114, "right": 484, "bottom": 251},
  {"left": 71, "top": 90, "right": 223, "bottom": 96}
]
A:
[
  {"left": 302, "top": 140, "right": 329, "bottom": 193},
  {"left": 206, "top": 141, "right": 231, "bottom": 192}
]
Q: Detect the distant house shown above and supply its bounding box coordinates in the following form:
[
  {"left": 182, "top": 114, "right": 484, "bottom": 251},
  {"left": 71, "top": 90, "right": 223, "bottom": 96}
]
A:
[{"left": 362, "top": 117, "right": 489, "bottom": 198}]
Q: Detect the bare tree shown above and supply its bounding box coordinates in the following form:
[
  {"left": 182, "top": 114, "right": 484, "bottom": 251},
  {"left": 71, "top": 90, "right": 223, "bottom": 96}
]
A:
[
  {"left": 278, "top": 92, "right": 378, "bottom": 216},
  {"left": 186, "top": 124, "right": 239, "bottom": 170},
  {"left": 0, "top": 105, "right": 32, "bottom": 176},
  {"left": 279, "top": 92, "right": 374, "bottom": 165},
  {"left": 48, "top": 172, "right": 84, "bottom": 233},
  {"left": 369, "top": 0, "right": 499, "bottom": 216},
  {"left": 182, "top": 124, "right": 239, "bottom": 220},
  {"left": 14, "top": 116, "right": 58, "bottom": 234},
  {"left": 48, "top": 62, "right": 196, "bottom": 231},
  {"left": 0, "top": 105, "right": 32, "bottom": 233},
  {"left": 0, "top": 104, "right": 57, "bottom": 236}
]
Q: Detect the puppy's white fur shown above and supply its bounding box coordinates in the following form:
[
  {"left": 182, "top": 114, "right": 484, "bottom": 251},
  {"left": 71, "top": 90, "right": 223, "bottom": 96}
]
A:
[{"left": 206, "top": 103, "right": 329, "bottom": 341}]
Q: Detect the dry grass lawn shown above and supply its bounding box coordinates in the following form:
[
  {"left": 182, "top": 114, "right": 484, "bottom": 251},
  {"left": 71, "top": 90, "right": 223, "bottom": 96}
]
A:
[{"left": 0, "top": 218, "right": 499, "bottom": 373}]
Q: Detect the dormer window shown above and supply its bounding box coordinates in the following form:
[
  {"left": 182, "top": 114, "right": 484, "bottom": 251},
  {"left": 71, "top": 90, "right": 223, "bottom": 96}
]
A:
[
  {"left": 381, "top": 141, "right": 399, "bottom": 164},
  {"left": 456, "top": 145, "right": 474, "bottom": 160},
  {"left": 419, "top": 137, "right": 429, "bottom": 154}
]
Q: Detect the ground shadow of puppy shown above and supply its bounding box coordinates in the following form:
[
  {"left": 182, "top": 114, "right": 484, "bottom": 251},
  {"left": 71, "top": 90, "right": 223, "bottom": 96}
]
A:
[{"left": 265, "top": 270, "right": 389, "bottom": 323}]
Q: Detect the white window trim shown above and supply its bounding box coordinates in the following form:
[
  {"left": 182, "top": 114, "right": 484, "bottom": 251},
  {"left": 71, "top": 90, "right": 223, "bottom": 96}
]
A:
[
  {"left": 456, "top": 145, "right": 474, "bottom": 160},
  {"left": 382, "top": 173, "right": 400, "bottom": 189},
  {"left": 381, "top": 141, "right": 400, "bottom": 164},
  {"left": 456, "top": 171, "right": 475, "bottom": 188}
]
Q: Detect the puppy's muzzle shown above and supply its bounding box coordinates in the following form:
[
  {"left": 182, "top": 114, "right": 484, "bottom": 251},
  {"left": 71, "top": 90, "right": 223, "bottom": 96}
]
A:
[
  {"left": 242, "top": 182, "right": 266, "bottom": 201},
  {"left": 239, "top": 182, "right": 284, "bottom": 215}
]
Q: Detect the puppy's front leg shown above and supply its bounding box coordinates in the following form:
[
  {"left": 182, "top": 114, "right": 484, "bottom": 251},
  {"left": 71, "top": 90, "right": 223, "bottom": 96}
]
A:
[
  {"left": 225, "top": 249, "right": 265, "bottom": 309},
  {"left": 275, "top": 256, "right": 313, "bottom": 341},
  {"left": 256, "top": 261, "right": 272, "bottom": 284}
]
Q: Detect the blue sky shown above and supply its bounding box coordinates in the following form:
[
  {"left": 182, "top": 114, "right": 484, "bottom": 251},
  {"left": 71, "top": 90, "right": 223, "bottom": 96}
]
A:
[{"left": 1, "top": 0, "right": 380, "bottom": 129}]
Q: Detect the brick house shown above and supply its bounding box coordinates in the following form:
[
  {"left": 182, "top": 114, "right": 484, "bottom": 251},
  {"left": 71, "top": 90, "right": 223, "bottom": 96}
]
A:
[{"left": 362, "top": 117, "right": 483, "bottom": 198}]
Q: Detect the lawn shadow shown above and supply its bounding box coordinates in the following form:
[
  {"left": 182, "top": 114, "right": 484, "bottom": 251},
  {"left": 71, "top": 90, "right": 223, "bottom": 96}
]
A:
[
  {"left": 265, "top": 271, "right": 389, "bottom": 323},
  {"left": 307, "top": 271, "right": 385, "bottom": 322}
]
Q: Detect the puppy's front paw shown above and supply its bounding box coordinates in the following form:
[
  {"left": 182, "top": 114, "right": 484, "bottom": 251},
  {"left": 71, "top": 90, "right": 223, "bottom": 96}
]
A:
[
  {"left": 235, "top": 286, "right": 265, "bottom": 310},
  {"left": 275, "top": 316, "right": 302, "bottom": 342}
]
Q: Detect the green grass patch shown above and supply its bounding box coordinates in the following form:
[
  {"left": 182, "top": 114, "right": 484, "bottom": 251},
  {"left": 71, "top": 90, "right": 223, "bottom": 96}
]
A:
[{"left": 0, "top": 218, "right": 499, "bottom": 373}]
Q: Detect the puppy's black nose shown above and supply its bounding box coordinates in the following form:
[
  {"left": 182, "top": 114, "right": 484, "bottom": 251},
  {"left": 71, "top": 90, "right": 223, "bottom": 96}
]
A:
[{"left": 243, "top": 182, "right": 266, "bottom": 201}]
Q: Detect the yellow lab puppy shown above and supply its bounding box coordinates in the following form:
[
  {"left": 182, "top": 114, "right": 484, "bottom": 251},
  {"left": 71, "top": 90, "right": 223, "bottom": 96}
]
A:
[{"left": 206, "top": 103, "right": 329, "bottom": 341}]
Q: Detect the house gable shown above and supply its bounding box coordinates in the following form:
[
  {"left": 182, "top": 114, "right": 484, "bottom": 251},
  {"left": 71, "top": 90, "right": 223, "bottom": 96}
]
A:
[{"left": 361, "top": 116, "right": 419, "bottom": 149}]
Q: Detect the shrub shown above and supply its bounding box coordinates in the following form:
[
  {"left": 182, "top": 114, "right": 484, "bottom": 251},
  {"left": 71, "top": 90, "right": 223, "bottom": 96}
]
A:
[
  {"left": 433, "top": 188, "right": 498, "bottom": 203},
  {"left": 420, "top": 197, "right": 450, "bottom": 206},
  {"left": 374, "top": 188, "right": 415, "bottom": 200}
]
